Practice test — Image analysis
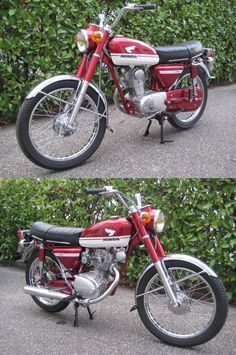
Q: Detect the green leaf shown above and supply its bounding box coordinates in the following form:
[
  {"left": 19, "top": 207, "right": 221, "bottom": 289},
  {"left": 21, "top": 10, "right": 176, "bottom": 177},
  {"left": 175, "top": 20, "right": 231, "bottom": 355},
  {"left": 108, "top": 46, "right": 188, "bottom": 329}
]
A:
[{"left": 8, "top": 9, "right": 16, "bottom": 16}]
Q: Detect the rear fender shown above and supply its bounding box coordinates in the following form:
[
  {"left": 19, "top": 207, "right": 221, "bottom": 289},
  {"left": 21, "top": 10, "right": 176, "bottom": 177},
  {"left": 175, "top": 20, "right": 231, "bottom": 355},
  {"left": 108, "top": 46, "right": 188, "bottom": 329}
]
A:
[
  {"left": 195, "top": 61, "right": 214, "bottom": 79},
  {"left": 20, "top": 244, "right": 39, "bottom": 263}
]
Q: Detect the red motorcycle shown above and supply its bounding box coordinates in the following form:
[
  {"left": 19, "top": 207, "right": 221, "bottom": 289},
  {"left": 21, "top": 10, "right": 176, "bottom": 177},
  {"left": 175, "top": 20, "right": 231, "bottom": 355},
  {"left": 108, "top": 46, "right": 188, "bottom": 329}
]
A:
[
  {"left": 16, "top": 3, "right": 214, "bottom": 170},
  {"left": 17, "top": 186, "right": 228, "bottom": 347}
]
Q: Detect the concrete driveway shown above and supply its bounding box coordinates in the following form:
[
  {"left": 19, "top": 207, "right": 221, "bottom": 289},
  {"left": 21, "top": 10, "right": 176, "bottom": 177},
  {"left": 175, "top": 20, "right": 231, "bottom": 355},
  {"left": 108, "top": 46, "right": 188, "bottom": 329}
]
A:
[
  {"left": 0, "top": 84, "right": 235, "bottom": 178},
  {"left": 0, "top": 265, "right": 235, "bottom": 355}
]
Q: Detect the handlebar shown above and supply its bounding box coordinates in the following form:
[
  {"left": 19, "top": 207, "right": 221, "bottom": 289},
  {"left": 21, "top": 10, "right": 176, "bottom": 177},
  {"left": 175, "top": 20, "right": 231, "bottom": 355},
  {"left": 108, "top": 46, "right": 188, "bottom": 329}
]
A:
[
  {"left": 85, "top": 187, "right": 107, "bottom": 195},
  {"left": 108, "top": 3, "right": 157, "bottom": 29},
  {"left": 85, "top": 186, "right": 140, "bottom": 212},
  {"left": 129, "top": 4, "right": 158, "bottom": 10}
]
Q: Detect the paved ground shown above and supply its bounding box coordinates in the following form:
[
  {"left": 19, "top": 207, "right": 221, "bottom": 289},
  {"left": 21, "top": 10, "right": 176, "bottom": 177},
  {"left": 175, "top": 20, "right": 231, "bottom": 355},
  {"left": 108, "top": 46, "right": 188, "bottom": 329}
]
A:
[
  {"left": 0, "top": 265, "right": 235, "bottom": 355},
  {"left": 0, "top": 84, "right": 235, "bottom": 178}
]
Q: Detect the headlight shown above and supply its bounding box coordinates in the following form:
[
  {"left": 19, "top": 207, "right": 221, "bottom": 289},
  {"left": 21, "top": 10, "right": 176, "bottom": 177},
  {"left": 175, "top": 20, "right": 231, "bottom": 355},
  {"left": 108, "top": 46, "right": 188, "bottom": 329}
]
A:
[
  {"left": 75, "top": 29, "right": 88, "bottom": 53},
  {"left": 153, "top": 209, "right": 165, "bottom": 233}
]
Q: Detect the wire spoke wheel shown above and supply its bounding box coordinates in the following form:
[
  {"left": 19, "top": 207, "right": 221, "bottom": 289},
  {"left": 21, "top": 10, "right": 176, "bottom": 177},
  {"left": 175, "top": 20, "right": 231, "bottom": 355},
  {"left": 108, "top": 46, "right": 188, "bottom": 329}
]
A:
[
  {"left": 16, "top": 80, "right": 106, "bottom": 169},
  {"left": 29, "top": 89, "right": 99, "bottom": 161},
  {"left": 28, "top": 255, "right": 65, "bottom": 306},
  {"left": 168, "top": 69, "right": 208, "bottom": 129},
  {"left": 137, "top": 260, "right": 228, "bottom": 347},
  {"left": 25, "top": 250, "right": 69, "bottom": 312},
  {"left": 144, "top": 268, "right": 216, "bottom": 337},
  {"left": 174, "top": 74, "right": 204, "bottom": 123}
]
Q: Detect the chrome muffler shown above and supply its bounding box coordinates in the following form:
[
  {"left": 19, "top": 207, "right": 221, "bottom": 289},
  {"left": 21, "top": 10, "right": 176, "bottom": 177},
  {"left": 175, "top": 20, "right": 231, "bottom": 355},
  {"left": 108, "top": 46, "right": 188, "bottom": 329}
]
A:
[{"left": 24, "top": 286, "right": 70, "bottom": 301}]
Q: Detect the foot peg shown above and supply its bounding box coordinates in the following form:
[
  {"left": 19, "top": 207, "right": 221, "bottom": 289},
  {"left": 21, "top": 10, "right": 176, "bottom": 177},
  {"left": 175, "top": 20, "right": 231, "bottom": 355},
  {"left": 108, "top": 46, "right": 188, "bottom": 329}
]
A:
[
  {"left": 106, "top": 125, "right": 114, "bottom": 133},
  {"left": 130, "top": 304, "right": 137, "bottom": 312}
]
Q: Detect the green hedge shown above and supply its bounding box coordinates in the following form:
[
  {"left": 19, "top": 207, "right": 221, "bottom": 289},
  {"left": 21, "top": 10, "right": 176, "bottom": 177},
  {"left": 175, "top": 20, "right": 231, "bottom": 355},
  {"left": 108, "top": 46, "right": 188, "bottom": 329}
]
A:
[
  {"left": 0, "top": 0, "right": 236, "bottom": 118},
  {"left": 0, "top": 178, "right": 235, "bottom": 300}
]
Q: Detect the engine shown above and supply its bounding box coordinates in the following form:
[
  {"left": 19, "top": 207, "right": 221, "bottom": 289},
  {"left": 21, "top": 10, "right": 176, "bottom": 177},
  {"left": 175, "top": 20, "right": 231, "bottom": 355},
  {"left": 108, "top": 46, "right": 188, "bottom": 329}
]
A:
[
  {"left": 114, "top": 67, "right": 166, "bottom": 116},
  {"left": 73, "top": 248, "right": 126, "bottom": 299}
]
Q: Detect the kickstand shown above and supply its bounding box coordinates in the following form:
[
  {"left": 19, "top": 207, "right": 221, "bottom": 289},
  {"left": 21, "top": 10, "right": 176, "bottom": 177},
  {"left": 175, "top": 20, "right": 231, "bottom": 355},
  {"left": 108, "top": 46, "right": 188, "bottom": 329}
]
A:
[
  {"left": 157, "top": 116, "right": 173, "bottom": 144},
  {"left": 87, "top": 306, "right": 96, "bottom": 320},
  {"left": 143, "top": 119, "right": 152, "bottom": 137},
  {"left": 73, "top": 303, "right": 79, "bottom": 327}
]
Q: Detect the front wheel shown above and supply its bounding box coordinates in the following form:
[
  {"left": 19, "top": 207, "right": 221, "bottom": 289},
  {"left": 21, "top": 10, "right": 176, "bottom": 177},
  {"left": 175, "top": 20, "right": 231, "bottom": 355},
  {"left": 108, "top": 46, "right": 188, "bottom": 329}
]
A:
[
  {"left": 136, "top": 260, "right": 228, "bottom": 347},
  {"left": 16, "top": 80, "right": 107, "bottom": 170}
]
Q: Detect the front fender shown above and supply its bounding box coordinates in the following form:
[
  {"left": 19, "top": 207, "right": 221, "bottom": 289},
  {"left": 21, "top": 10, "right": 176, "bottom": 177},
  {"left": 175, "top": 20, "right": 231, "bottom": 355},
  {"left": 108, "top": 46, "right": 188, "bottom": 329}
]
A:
[
  {"left": 26, "top": 75, "right": 108, "bottom": 124},
  {"left": 135, "top": 253, "right": 217, "bottom": 302}
]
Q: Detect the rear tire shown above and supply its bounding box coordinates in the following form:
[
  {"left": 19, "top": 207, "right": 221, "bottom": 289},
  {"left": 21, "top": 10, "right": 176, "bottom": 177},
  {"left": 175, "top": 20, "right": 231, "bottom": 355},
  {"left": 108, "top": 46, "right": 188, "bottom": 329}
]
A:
[
  {"left": 168, "top": 69, "right": 208, "bottom": 129},
  {"left": 25, "top": 249, "right": 69, "bottom": 313},
  {"left": 136, "top": 260, "right": 228, "bottom": 347},
  {"left": 16, "top": 80, "right": 107, "bottom": 170}
]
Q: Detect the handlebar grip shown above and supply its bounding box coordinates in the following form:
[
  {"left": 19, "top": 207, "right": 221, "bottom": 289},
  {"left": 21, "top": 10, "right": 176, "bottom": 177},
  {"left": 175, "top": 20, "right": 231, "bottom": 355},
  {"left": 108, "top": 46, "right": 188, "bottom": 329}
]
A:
[
  {"left": 85, "top": 187, "right": 107, "bottom": 195},
  {"left": 134, "top": 4, "right": 158, "bottom": 10}
]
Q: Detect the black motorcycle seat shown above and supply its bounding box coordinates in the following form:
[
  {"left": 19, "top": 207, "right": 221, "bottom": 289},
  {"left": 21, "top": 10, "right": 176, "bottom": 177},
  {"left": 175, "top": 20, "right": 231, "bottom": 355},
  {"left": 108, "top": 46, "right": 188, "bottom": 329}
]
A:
[
  {"left": 155, "top": 40, "right": 203, "bottom": 63},
  {"left": 30, "top": 221, "right": 84, "bottom": 246}
]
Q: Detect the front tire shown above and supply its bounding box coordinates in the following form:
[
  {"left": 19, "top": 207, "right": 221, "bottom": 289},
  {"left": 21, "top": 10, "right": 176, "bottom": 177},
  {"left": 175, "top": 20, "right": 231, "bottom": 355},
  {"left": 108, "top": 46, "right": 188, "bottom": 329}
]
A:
[
  {"left": 16, "top": 80, "right": 107, "bottom": 170},
  {"left": 25, "top": 249, "right": 69, "bottom": 313},
  {"left": 136, "top": 260, "right": 228, "bottom": 347}
]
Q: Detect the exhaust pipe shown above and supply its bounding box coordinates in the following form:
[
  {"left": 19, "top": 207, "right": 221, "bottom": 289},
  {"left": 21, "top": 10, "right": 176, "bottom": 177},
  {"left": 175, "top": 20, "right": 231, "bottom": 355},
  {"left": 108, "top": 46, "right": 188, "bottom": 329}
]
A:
[
  {"left": 79, "top": 265, "right": 120, "bottom": 306},
  {"left": 24, "top": 265, "right": 120, "bottom": 305},
  {"left": 24, "top": 286, "right": 71, "bottom": 301}
]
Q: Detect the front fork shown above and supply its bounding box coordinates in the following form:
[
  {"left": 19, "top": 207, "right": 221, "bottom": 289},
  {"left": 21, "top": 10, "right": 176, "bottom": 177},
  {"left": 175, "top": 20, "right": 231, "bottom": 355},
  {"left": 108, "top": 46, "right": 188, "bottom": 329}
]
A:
[
  {"left": 153, "top": 260, "right": 179, "bottom": 306},
  {"left": 133, "top": 213, "right": 179, "bottom": 307},
  {"left": 69, "top": 31, "right": 109, "bottom": 125},
  {"left": 68, "top": 79, "right": 90, "bottom": 124}
]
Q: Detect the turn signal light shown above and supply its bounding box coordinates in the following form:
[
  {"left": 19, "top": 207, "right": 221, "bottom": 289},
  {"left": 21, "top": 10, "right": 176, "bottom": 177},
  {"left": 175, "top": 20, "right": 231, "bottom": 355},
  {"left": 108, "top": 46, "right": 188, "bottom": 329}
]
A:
[
  {"left": 91, "top": 31, "right": 103, "bottom": 44},
  {"left": 141, "top": 212, "right": 152, "bottom": 224}
]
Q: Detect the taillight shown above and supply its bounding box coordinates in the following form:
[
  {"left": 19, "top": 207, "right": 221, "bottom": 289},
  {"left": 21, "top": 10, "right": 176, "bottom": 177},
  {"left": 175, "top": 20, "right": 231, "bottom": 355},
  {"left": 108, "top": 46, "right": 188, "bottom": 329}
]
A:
[
  {"left": 205, "top": 48, "right": 214, "bottom": 57},
  {"left": 17, "top": 230, "right": 24, "bottom": 239},
  {"left": 16, "top": 229, "right": 30, "bottom": 240}
]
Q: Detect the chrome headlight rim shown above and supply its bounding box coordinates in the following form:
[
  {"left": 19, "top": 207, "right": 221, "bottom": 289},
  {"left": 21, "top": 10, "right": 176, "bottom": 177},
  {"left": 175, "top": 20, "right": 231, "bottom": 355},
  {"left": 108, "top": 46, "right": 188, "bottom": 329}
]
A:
[
  {"left": 153, "top": 209, "right": 165, "bottom": 233},
  {"left": 75, "top": 29, "right": 89, "bottom": 53}
]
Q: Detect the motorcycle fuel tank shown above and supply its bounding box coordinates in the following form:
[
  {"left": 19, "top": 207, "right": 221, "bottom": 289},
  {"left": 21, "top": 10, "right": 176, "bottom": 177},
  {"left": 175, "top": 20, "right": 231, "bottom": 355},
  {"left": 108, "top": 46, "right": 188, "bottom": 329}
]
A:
[
  {"left": 109, "top": 36, "right": 159, "bottom": 66},
  {"left": 80, "top": 217, "right": 133, "bottom": 248}
]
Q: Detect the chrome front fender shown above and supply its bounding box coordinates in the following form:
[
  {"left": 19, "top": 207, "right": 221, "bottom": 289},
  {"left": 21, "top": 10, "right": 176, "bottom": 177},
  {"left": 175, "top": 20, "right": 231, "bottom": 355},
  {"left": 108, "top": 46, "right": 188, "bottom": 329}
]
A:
[
  {"left": 135, "top": 253, "right": 217, "bottom": 302},
  {"left": 26, "top": 75, "right": 108, "bottom": 124},
  {"left": 161, "top": 254, "right": 217, "bottom": 277}
]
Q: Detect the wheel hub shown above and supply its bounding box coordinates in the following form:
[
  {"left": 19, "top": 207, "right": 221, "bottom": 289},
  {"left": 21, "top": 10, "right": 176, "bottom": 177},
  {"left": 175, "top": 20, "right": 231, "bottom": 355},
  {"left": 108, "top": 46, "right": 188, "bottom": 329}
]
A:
[
  {"left": 168, "top": 292, "right": 191, "bottom": 315},
  {"left": 53, "top": 113, "right": 76, "bottom": 136}
]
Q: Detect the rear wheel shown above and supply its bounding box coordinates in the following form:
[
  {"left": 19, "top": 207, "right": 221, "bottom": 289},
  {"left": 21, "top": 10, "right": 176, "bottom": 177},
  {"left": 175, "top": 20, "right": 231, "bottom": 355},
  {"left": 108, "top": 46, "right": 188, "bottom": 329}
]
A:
[
  {"left": 168, "top": 69, "right": 208, "bottom": 129},
  {"left": 16, "top": 80, "right": 107, "bottom": 170},
  {"left": 25, "top": 249, "right": 69, "bottom": 312},
  {"left": 136, "top": 260, "right": 228, "bottom": 347}
]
